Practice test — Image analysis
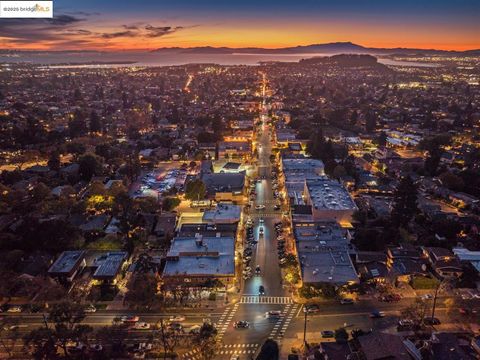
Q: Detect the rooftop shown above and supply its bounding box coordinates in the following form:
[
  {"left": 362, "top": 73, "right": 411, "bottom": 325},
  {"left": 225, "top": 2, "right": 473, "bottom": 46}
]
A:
[
  {"left": 92, "top": 251, "right": 128, "bottom": 279},
  {"left": 294, "top": 222, "right": 358, "bottom": 285},
  {"left": 202, "top": 203, "right": 242, "bottom": 224},
  {"left": 305, "top": 178, "right": 356, "bottom": 211},
  {"left": 48, "top": 250, "right": 85, "bottom": 275},
  {"left": 164, "top": 235, "right": 235, "bottom": 277},
  {"left": 202, "top": 172, "right": 245, "bottom": 193}
]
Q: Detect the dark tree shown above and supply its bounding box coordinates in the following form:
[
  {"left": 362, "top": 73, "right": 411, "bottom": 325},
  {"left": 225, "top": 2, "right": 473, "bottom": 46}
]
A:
[
  {"left": 256, "top": 339, "right": 279, "bottom": 360},
  {"left": 47, "top": 151, "right": 61, "bottom": 171},
  {"left": 185, "top": 179, "right": 207, "bottom": 201},
  {"left": 78, "top": 153, "right": 103, "bottom": 181},
  {"left": 365, "top": 111, "right": 377, "bottom": 133},
  {"left": 391, "top": 176, "right": 418, "bottom": 227},
  {"left": 89, "top": 110, "right": 102, "bottom": 133},
  {"left": 376, "top": 131, "right": 388, "bottom": 147}
]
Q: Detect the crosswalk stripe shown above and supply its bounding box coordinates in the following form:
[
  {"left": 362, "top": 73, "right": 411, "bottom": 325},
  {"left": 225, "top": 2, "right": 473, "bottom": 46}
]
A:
[{"left": 240, "top": 295, "right": 293, "bottom": 304}]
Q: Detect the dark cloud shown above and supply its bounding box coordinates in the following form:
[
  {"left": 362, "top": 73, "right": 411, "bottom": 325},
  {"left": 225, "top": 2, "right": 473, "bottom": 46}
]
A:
[
  {"left": 46, "top": 14, "right": 83, "bottom": 26},
  {"left": 0, "top": 14, "right": 191, "bottom": 48},
  {"left": 101, "top": 30, "right": 138, "bottom": 39},
  {"left": 0, "top": 14, "right": 85, "bottom": 43},
  {"left": 123, "top": 25, "right": 139, "bottom": 30},
  {"left": 144, "top": 25, "right": 184, "bottom": 38}
]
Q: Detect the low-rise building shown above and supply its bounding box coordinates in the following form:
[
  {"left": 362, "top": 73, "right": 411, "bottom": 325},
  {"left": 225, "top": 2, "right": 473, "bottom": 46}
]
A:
[
  {"left": 218, "top": 140, "right": 251, "bottom": 160},
  {"left": 163, "top": 235, "right": 235, "bottom": 288},
  {"left": 453, "top": 247, "right": 480, "bottom": 273},
  {"left": 294, "top": 222, "right": 358, "bottom": 286},
  {"left": 422, "top": 247, "right": 463, "bottom": 279},
  {"left": 92, "top": 251, "right": 128, "bottom": 282},
  {"left": 304, "top": 178, "right": 357, "bottom": 224},
  {"left": 48, "top": 250, "right": 86, "bottom": 282},
  {"left": 201, "top": 172, "right": 246, "bottom": 203},
  {"left": 202, "top": 203, "right": 242, "bottom": 224}
]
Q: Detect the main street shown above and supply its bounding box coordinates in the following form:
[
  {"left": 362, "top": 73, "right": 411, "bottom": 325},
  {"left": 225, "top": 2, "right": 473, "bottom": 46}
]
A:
[{"left": 211, "top": 73, "right": 290, "bottom": 359}]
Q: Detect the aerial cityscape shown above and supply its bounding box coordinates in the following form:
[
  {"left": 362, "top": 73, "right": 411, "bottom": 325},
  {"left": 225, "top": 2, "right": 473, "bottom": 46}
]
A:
[{"left": 0, "top": 1, "right": 479, "bottom": 359}]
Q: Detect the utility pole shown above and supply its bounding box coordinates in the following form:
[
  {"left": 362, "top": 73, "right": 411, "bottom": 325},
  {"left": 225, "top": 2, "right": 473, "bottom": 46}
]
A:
[
  {"left": 431, "top": 280, "right": 443, "bottom": 322},
  {"left": 303, "top": 310, "right": 308, "bottom": 346}
]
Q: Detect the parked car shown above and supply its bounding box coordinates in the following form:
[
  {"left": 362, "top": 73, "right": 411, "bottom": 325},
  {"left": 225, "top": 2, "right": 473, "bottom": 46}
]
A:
[
  {"left": 121, "top": 315, "right": 139, "bottom": 323},
  {"left": 340, "top": 298, "right": 354, "bottom": 305},
  {"left": 84, "top": 304, "right": 96, "bottom": 313},
  {"left": 133, "top": 322, "right": 151, "bottom": 330},
  {"left": 169, "top": 315, "right": 186, "bottom": 322},
  {"left": 7, "top": 306, "right": 22, "bottom": 313},
  {"left": 423, "top": 317, "right": 441, "bottom": 325},
  {"left": 321, "top": 330, "right": 335, "bottom": 338}
]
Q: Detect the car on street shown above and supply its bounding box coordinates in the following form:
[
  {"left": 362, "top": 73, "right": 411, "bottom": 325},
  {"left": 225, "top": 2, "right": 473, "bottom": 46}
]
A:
[
  {"left": 303, "top": 304, "right": 320, "bottom": 313},
  {"left": 188, "top": 325, "right": 201, "bottom": 334},
  {"left": 259, "top": 226, "right": 264, "bottom": 236},
  {"left": 133, "top": 322, "right": 151, "bottom": 330},
  {"left": 321, "top": 330, "right": 335, "bottom": 338},
  {"left": 259, "top": 285, "right": 265, "bottom": 295},
  {"left": 84, "top": 304, "right": 96, "bottom": 313},
  {"left": 233, "top": 321, "right": 250, "bottom": 329},
  {"left": 230, "top": 356, "right": 240, "bottom": 360},
  {"left": 121, "top": 315, "right": 140, "bottom": 323},
  {"left": 169, "top": 315, "right": 185, "bottom": 322},
  {"left": 273, "top": 204, "right": 280, "bottom": 211},
  {"left": 255, "top": 205, "right": 266, "bottom": 210},
  {"left": 168, "top": 322, "right": 184, "bottom": 331},
  {"left": 421, "top": 294, "right": 433, "bottom": 300},
  {"left": 7, "top": 306, "right": 22, "bottom": 313},
  {"left": 370, "top": 311, "right": 385, "bottom": 318},
  {"left": 255, "top": 265, "right": 261, "bottom": 275},
  {"left": 266, "top": 310, "right": 282, "bottom": 318},
  {"left": 259, "top": 218, "right": 264, "bottom": 223},
  {"left": 424, "top": 317, "right": 441, "bottom": 325},
  {"left": 340, "top": 298, "right": 354, "bottom": 305},
  {"left": 398, "top": 319, "right": 414, "bottom": 327}
]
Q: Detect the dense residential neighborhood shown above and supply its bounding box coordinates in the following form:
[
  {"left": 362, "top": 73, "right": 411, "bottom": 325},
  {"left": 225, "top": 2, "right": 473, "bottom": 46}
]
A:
[{"left": 0, "top": 51, "right": 479, "bottom": 359}]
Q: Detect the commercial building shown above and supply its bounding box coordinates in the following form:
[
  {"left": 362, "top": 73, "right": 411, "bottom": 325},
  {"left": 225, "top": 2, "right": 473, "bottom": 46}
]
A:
[
  {"left": 202, "top": 203, "right": 242, "bottom": 224},
  {"left": 162, "top": 235, "right": 235, "bottom": 288},
  {"left": 218, "top": 140, "right": 251, "bottom": 160},
  {"left": 294, "top": 222, "right": 358, "bottom": 286},
  {"left": 304, "top": 178, "right": 357, "bottom": 224},
  {"left": 201, "top": 172, "right": 246, "bottom": 203}
]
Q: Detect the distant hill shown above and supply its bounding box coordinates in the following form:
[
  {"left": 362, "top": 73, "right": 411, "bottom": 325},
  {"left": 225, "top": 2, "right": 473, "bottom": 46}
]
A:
[{"left": 152, "top": 42, "right": 480, "bottom": 56}]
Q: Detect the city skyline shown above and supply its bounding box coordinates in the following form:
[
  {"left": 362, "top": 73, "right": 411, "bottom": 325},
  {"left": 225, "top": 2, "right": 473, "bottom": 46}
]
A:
[{"left": 0, "top": 0, "right": 479, "bottom": 51}]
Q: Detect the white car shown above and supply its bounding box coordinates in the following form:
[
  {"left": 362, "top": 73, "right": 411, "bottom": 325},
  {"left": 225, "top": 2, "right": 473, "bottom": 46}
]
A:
[
  {"left": 133, "top": 322, "right": 151, "bottom": 330},
  {"left": 188, "top": 325, "right": 201, "bottom": 334},
  {"left": 259, "top": 218, "right": 264, "bottom": 223},
  {"left": 169, "top": 315, "right": 186, "bottom": 322},
  {"left": 7, "top": 306, "right": 22, "bottom": 313},
  {"left": 265, "top": 310, "right": 282, "bottom": 318},
  {"left": 84, "top": 305, "right": 96, "bottom": 313},
  {"left": 255, "top": 204, "right": 266, "bottom": 210}
]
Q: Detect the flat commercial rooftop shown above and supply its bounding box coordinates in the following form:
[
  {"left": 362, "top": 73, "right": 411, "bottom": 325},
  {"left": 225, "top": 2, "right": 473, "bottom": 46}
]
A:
[
  {"left": 306, "top": 178, "right": 356, "bottom": 211},
  {"left": 294, "top": 222, "right": 358, "bottom": 285},
  {"left": 164, "top": 236, "right": 235, "bottom": 277},
  {"left": 202, "top": 203, "right": 241, "bottom": 224}
]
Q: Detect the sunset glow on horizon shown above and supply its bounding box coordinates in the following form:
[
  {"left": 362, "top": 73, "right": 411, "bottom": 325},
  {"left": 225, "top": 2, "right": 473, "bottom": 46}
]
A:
[{"left": 0, "top": 0, "right": 479, "bottom": 51}]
